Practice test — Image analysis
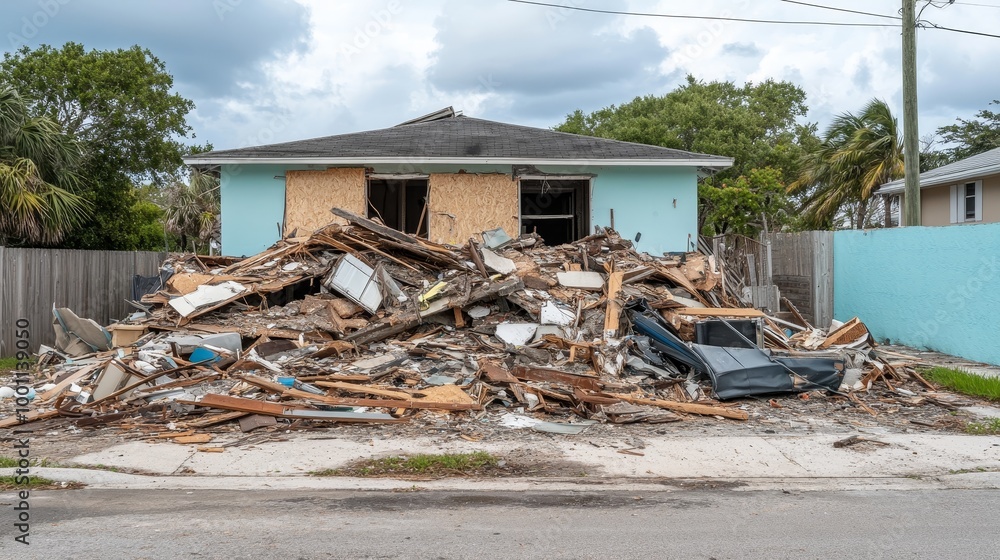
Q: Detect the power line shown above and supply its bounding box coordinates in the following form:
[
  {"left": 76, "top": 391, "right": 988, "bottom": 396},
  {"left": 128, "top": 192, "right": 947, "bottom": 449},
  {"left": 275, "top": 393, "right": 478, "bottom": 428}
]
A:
[
  {"left": 924, "top": 23, "right": 1000, "bottom": 38},
  {"left": 507, "top": 0, "right": 1000, "bottom": 40},
  {"left": 779, "top": 0, "right": 901, "bottom": 20},
  {"left": 506, "top": 0, "right": 901, "bottom": 27},
  {"left": 951, "top": 1, "right": 1000, "bottom": 8},
  {"left": 781, "top": 0, "right": 1000, "bottom": 39}
]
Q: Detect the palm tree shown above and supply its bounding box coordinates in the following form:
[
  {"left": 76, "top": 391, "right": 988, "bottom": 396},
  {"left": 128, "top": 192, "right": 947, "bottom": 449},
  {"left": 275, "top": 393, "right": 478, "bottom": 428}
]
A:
[
  {"left": 163, "top": 169, "right": 220, "bottom": 252},
  {"left": 0, "top": 85, "right": 91, "bottom": 244},
  {"left": 789, "top": 99, "right": 904, "bottom": 229}
]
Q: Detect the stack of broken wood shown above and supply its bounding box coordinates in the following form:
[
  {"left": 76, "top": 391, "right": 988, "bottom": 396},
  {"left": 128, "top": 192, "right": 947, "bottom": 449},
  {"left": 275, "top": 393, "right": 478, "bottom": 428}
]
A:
[{"left": 1, "top": 208, "right": 929, "bottom": 434}]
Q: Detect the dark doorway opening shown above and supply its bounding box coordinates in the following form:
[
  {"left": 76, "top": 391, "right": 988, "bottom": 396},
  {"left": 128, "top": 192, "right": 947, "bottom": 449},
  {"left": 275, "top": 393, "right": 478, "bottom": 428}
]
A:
[
  {"left": 519, "top": 179, "right": 590, "bottom": 245},
  {"left": 367, "top": 178, "right": 428, "bottom": 237}
]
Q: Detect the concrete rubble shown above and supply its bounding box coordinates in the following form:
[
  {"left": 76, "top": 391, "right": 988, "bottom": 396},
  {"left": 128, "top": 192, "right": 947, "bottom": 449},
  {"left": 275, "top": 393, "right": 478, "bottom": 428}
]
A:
[{"left": 0, "top": 209, "right": 964, "bottom": 446}]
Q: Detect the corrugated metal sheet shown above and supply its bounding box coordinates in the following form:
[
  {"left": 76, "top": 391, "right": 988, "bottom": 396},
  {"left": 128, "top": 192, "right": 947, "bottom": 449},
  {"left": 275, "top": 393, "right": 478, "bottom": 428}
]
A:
[{"left": 0, "top": 247, "right": 165, "bottom": 356}]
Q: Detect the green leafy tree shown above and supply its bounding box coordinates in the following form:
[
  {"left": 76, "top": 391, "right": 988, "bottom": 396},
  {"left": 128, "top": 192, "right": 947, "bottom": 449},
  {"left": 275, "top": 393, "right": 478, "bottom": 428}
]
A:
[
  {"left": 556, "top": 75, "right": 816, "bottom": 183},
  {"left": 789, "top": 99, "right": 903, "bottom": 229},
  {"left": 0, "top": 85, "right": 90, "bottom": 244},
  {"left": 556, "top": 75, "right": 816, "bottom": 235},
  {"left": 0, "top": 42, "right": 196, "bottom": 250},
  {"left": 935, "top": 100, "right": 1000, "bottom": 163},
  {"left": 164, "top": 169, "right": 220, "bottom": 253},
  {"left": 699, "top": 167, "right": 790, "bottom": 236}
]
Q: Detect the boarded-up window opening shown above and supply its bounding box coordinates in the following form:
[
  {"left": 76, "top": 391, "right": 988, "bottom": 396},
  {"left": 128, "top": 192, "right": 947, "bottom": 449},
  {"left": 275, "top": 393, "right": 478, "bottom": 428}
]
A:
[
  {"left": 367, "top": 178, "right": 429, "bottom": 237},
  {"left": 519, "top": 179, "right": 590, "bottom": 245}
]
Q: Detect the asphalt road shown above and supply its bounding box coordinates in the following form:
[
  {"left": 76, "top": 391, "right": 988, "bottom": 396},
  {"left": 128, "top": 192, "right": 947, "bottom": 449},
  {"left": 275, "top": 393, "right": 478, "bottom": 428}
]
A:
[{"left": 1, "top": 487, "right": 998, "bottom": 559}]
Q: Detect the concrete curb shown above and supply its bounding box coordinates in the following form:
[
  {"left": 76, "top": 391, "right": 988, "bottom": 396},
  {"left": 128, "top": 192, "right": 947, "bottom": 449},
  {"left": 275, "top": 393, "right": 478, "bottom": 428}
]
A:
[{"left": 19, "top": 467, "right": 1000, "bottom": 492}]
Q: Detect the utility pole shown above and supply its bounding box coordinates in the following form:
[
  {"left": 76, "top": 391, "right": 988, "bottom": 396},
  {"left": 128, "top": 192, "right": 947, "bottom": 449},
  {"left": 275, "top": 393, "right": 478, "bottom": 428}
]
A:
[{"left": 902, "top": 0, "right": 921, "bottom": 225}]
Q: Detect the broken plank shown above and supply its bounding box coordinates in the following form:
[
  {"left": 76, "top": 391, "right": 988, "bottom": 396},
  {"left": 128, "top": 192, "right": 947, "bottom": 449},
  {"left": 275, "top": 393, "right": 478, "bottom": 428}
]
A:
[
  {"left": 512, "top": 366, "right": 601, "bottom": 392},
  {"left": 607, "top": 393, "right": 749, "bottom": 420},
  {"left": 604, "top": 271, "right": 624, "bottom": 338},
  {"left": 675, "top": 307, "right": 765, "bottom": 318},
  {"left": 280, "top": 387, "right": 481, "bottom": 411},
  {"left": 315, "top": 381, "right": 418, "bottom": 400},
  {"left": 820, "top": 317, "right": 869, "bottom": 349}
]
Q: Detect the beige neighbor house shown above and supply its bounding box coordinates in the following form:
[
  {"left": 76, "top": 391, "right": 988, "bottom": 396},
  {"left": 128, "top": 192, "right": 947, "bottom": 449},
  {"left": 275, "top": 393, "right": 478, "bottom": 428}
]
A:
[{"left": 878, "top": 146, "right": 1000, "bottom": 226}]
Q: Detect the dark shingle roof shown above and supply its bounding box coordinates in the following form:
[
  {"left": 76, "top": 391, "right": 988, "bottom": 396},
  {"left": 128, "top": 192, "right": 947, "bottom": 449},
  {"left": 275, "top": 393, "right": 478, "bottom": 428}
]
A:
[{"left": 185, "top": 115, "right": 732, "bottom": 167}]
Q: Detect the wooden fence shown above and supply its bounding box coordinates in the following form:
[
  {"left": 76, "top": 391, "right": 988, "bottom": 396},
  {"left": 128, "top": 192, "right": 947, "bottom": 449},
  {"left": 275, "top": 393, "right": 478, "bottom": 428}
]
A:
[
  {"left": 0, "top": 247, "right": 165, "bottom": 357},
  {"left": 766, "top": 231, "right": 834, "bottom": 328}
]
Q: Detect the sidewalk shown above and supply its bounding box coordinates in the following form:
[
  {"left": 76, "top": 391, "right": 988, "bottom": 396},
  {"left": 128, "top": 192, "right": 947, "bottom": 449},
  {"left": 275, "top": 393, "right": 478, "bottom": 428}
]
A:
[{"left": 13, "top": 432, "right": 1000, "bottom": 492}]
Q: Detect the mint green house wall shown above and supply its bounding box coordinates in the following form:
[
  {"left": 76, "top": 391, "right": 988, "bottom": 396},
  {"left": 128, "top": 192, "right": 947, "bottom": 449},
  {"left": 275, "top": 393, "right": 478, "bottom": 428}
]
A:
[
  {"left": 591, "top": 167, "right": 698, "bottom": 255},
  {"left": 220, "top": 165, "right": 289, "bottom": 257},
  {"left": 834, "top": 223, "right": 1000, "bottom": 366},
  {"left": 219, "top": 163, "right": 699, "bottom": 258}
]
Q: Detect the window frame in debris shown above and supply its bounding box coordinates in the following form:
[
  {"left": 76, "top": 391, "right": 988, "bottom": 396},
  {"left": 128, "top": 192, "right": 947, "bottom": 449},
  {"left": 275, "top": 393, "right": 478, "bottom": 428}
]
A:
[
  {"left": 950, "top": 180, "right": 983, "bottom": 224},
  {"left": 518, "top": 176, "right": 592, "bottom": 245},
  {"left": 366, "top": 174, "right": 430, "bottom": 238}
]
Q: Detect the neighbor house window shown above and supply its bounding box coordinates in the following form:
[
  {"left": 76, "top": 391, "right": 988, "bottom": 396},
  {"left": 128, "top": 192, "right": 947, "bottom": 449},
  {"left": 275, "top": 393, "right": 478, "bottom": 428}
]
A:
[{"left": 950, "top": 180, "right": 982, "bottom": 223}]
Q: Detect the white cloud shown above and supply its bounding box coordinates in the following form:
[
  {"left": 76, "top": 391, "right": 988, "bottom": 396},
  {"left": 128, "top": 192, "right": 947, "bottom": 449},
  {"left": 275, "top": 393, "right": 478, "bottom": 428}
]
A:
[{"left": 5, "top": 0, "right": 999, "bottom": 149}]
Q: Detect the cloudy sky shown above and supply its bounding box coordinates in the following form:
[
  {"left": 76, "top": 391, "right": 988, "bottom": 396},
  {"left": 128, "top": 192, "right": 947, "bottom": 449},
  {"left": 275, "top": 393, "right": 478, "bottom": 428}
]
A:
[{"left": 2, "top": 0, "right": 998, "bottom": 152}]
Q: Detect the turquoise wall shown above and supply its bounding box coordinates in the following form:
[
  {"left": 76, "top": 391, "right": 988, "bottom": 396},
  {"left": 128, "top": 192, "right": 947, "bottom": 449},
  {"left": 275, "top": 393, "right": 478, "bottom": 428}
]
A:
[
  {"left": 220, "top": 165, "right": 289, "bottom": 257},
  {"left": 834, "top": 223, "right": 1000, "bottom": 365},
  {"left": 591, "top": 166, "right": 698, "bottom": 255},
  {"left": 219, "top": 163, "right": 699, "bottom": 256}
]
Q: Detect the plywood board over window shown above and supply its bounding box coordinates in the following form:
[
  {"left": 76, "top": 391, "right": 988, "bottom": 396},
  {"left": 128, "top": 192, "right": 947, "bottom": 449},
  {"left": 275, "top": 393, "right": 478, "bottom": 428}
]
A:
[
  {"left": 285, "top": 168, "right": 366, "bottom": 235},
  {"left": 427, "top": 173, "right": 519, "bottom": 245}
]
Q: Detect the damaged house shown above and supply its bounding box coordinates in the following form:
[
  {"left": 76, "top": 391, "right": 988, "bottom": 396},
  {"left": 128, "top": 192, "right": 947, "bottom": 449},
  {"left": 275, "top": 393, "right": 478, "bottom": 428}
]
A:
[{"left": 184, "top": 107, "right": 733, "bottom": 257}]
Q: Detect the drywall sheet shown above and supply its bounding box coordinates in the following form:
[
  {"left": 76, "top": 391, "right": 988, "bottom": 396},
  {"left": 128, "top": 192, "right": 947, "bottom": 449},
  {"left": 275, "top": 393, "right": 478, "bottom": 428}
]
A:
[
  {"left": 285, "top": 168, "right": 366, "bottom": 235},
  {"left": 427, "top": 173, "right": 519, "bottom": 245}
]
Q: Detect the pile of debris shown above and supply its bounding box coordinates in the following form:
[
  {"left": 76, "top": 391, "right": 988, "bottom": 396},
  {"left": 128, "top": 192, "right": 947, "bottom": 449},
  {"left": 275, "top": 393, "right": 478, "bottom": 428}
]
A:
[{"left": 2, "top": 209, "right": 937, "bottom": 438}]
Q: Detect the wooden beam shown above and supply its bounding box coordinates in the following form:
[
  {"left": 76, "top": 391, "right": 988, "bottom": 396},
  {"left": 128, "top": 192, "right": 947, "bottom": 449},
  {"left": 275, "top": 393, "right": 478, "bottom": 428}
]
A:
[
  {"left": 512, "top": 366, "right": 601, "bottom": 392},
  {"left": 675, "top": 307, "right": 765, "bottom": 318},
  {"left": 604, "top": 271, "right": 624, "bottom": 338},
  {"left": 608, "top": 393, "right": 749, "bottom": 420}
]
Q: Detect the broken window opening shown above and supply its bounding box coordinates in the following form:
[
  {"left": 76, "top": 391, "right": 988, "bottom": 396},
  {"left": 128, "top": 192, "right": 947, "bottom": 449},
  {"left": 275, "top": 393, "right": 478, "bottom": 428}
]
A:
[
  {"left": 519, "top": 179, "right": 590, "bottom": 245},
  {"left": 367, "top": 178, "right": 429, "bottom": 237}
]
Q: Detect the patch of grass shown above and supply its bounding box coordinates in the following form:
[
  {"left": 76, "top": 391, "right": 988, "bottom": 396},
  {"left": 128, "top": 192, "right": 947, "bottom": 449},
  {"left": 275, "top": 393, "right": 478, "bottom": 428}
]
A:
[
  {"left": 965, "top": 418, "right": 1000, "bottom": 435},
  {"left": 925, "top": 367, "right": 1000, "bottom": 401},
  {"left": 0, "top": 475, "right": 82, "bottom": 490},
  {"left": 0, "top": 356, "right": 34, "bottom": 372},
  {"left": 0, "top": 456, "right": 58, "bottom": 468},
  {"left": 313, "top": 451, "right": 502, "bottom": 478}
]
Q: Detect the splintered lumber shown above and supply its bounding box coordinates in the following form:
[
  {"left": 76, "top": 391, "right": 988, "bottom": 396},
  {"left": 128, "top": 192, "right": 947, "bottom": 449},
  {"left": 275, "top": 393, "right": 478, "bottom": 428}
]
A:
[
  {"left": 675, "top": 307, "right": 765, "bottom": 318},
  {"left": 316, "top": 381, "right": 419, "bottom": 400},
  {"left": 346, "top": 312, "right": 422, "bottom": 346},
  {"left": 0, "top": 410, "right": 61, "bottom": 428},
  {"left": 468, "top": 238, "right": 490, "bottom": 278},
  {"left": 281, "top": 387, "right": 481, "bottom": 411},
  {"left": 37, "top": 361, "right": 105, "bottom": 402},
  {"left": 604, "top": 271, "right": 624, "bottom": 338},
  {"left": 174, "top": 434, "right": 214, "bottom": 444},
  {"left": 512, "top": 366, "right": 602, "bottom": 392},
  {"left": 608, "top": 393, "right": 749, "bottom": 420},
  {"left": 820, "top": 317, "right": 869, "bottom": 349},
  {"left": 188, "top": 394, "right": 405, "bottom": 422},
  {"left": 909, "top": 368, "right": 936, "bottom": 391},
  {"left": 480, "top": 363, "right": 518, "bottom": 383},
  {"left": 184, "top": 411, "right": 249, "bottom": 429},
  {"left": 781, "top": 297, "right": 813, "bottom": 329}
]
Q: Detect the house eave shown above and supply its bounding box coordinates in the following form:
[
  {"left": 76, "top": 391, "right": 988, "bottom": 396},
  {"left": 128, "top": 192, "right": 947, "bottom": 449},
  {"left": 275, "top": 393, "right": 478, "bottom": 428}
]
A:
[
  {"left": 183, "top": 156, "right": 735, "bottom": 169},
  {"left": 879, "top": 163, "right": 1000, "bottom": 195}
]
